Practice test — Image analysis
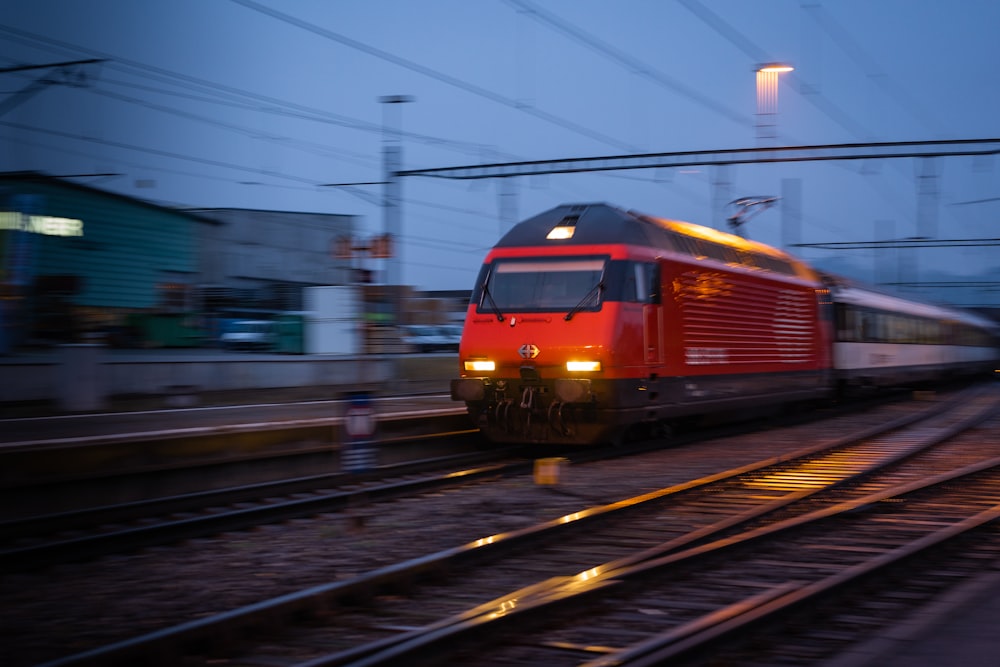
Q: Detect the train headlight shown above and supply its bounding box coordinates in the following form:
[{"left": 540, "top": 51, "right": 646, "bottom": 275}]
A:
[
  {"left": 546, "top": 225, "right": 575, "bottom": 240},
  {"left": 464, "top": 360, "right": 496, "bottom": 372},
  {"left": 566, "top": 361, "right": 601, "bottom": 372}
]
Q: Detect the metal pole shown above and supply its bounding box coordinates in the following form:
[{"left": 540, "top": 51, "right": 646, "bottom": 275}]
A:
[
  {"left": 711, "top": 164, "right": 731, "bottom": 231},
  {"left": 497, "top": 177, "right": 519, "bottom": 239},
  {"left": 780, "top": 178, "right": 802, "bottom": 251},
  {"left": 379, "top": 95, "right": 413, "bottom": 291}
]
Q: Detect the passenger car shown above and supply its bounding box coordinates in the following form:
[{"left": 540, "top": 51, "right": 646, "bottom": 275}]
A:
[
  {"left": 402, "top": 325, "right": 460, "bottom": 353},
  {"left": 220, "top": 320, "right": 276, "bottom": 350}
]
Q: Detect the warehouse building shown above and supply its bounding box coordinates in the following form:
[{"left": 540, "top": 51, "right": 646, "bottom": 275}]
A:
[{"left": 0, "top": 172, "right": 358, "bottom": 352}]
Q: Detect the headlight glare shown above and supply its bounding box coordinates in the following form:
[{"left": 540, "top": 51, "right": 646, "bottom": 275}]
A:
[{"left": 566, "top": 361, "right": 601, "bottom": 372}]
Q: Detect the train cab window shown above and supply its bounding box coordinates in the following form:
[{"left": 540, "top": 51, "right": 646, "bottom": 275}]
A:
[{"left": 478, "top": 256, "right": 608, "bottom": 314}]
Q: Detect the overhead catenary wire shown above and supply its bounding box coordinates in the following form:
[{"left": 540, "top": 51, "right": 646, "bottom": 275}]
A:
[
  {"left": 0, "top": 23, "right": 505, "bottom": 160},
  {"left": 504, "top": 0, "right": 750, "bottom": 129},
  {"left": 227, "top": 0, "right": 640, "bottom": 153}
]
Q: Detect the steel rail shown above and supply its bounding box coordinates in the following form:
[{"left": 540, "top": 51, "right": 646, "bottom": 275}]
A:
[
  {"left": 338, "top": 456, "right": 1000, "bottom": 667},
  {"left": 0, "top": 456, "right": 525, "bottom": 572}
]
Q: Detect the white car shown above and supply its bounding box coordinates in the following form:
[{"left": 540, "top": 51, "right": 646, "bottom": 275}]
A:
[
  {"left": 402, "top": 325, "right": 458, "bottom": 353},
  {"left": 221, "top": 320, "right": 276, "bottom": 350}
]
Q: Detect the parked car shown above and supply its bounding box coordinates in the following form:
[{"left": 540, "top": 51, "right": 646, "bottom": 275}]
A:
[
  {"left": 402, "top": 324, "right": 459, "bottom": 353},
  {"left": 438, "top": 324, "right": 463, "bottom": 351},
  {"left": 220, "top": 320, "right": 276, "bottom": 351}
]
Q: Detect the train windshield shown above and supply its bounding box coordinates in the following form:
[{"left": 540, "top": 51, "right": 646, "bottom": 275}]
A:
[{"left": 480, "top": 257, "right": 607, "bottom": 314}]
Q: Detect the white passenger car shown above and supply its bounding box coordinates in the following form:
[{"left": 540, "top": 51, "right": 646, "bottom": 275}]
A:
[
  {"left": 402, "top": 325, "right": 459, "bottom": 353},
  {"left": 221, "top": 320, "right": 276, "bottom": 351}
]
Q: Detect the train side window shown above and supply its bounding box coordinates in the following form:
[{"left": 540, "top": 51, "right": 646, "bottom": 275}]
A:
[
  {"left": 623, "top": 262, "right": 660, "bottom": 304},
  {"left": 887, "top": 313, "right": 899, "bottom": 343},
  {"left": 834, "top": 303, "right": 854, "bottom": 341},
  {"left": 859, "top": 309, "right": 874, "bottom": 342},
  {"left": 631, "top": 264, "right": 645, "bottom": 302},
  {"left": 643, "top": 262, "right": 661, "bottom": 303},
  {"left": 874, "top": 311, "right": 887, "bottom": 343}
]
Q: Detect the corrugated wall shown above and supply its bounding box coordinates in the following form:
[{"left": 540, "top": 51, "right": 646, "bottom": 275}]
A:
[{"left": 4, "top": 179, "right": 196, "bottom": 309}]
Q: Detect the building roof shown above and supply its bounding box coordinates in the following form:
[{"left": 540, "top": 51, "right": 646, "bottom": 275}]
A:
[{"left": 0, "top": 171, "right": 220, "bottom": 225}]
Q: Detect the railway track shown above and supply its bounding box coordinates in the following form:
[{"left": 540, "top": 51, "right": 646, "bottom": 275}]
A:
[
  {"left": 34, "top": 383, "right": 999, "bottom": 667},
  {"left": 0, "top": 396, "right": 477, "bottom": 520},
  {"left": 0, "top": 388, "right": 935, "bottom": 571},
  {"left": 0, "top": 442, "right": 520, "bottom": 571},
  {"left": 418, "top": 451, "right": 1000, "bottom": 667}
]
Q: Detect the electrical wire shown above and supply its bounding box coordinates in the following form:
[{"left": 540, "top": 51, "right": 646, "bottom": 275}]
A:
[
  {"left": 504, "top": 0, "right": 750, "bottom": 128},
  {"left": 227, "top": 0, "right": 639, "bottom": 152}
]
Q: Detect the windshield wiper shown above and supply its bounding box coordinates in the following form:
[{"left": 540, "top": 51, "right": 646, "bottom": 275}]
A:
[
  {"left": 564, "top": 280, "right": 604, "bottom": 321},
  {"left": 481, "top": 281, "right": 505, "bottom": 321}
]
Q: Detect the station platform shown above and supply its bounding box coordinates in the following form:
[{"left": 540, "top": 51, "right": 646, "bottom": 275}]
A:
[{"left": 0, "top": 389, "right": 465, "bottom": 448}]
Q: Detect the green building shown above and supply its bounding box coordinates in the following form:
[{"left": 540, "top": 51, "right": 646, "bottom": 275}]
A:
[{"left": 0, "top": 172, "right": 210, "bottom": 351}]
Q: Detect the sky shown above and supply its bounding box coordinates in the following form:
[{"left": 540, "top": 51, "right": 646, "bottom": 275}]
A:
[{"left": 2, "top": 1, "right": 999, "bottom": 306}]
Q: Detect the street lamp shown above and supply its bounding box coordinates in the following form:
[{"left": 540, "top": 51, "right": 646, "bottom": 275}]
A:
[{"left": 754, "top": 63, "right": 793, "bottom": 145}]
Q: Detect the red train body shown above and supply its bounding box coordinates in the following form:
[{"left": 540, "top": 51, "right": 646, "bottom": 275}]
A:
[{"left": 451, "top": 203, "right": 836, "bottom": 445}]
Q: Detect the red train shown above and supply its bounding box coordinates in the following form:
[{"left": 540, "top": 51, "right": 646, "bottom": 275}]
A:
[{"left": 450, "top": 203, "right": 999, "bottom": 445}]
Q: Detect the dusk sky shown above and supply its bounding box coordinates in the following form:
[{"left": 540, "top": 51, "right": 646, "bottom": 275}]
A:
[{"left": 3, "top": 1, "right": 999, "bottom": 304}]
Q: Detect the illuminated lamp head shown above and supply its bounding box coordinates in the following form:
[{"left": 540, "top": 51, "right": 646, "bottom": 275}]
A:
[{"left": 546, "top": 214, "right": 579, "bottom": 240}]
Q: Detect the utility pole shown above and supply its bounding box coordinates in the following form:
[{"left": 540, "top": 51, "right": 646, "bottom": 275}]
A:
[{"left": 378, "top": 95, "right": 413, "bottom": 291}]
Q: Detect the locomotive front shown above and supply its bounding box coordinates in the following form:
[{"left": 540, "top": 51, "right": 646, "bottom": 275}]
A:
[{"left": 451, "top": 204, "right": 660, "bottom": 445}]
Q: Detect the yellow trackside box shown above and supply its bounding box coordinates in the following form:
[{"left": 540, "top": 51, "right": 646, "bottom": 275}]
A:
[{"left": 534, "top": 457, "right": 567, "bottom": 485}]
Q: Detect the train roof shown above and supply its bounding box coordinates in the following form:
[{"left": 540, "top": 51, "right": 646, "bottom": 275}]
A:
[{"left": 494, "top": 203, "right": 816, "bottom": 279}]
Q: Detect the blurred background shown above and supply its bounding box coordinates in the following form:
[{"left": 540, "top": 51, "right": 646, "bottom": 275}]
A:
[{"left": 2, "top": 0, "right": 999, "bottom": 353}]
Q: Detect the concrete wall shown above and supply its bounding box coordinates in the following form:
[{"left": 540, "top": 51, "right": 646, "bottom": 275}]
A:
[{"left": 0, "top": 348, "right": 441, "bottom": 407}]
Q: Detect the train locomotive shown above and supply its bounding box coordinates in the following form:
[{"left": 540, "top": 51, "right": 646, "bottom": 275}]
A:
[{"left": 450, "top": 203, "right": 999, "bottom": 445}]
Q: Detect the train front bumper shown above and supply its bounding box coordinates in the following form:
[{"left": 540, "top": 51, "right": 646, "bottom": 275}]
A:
[{"left": 450, "top": 377, "right": 593, "bottom": 404}]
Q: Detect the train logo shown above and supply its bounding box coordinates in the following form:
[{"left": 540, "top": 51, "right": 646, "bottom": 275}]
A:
[{"left": 519, "top": 343, "right": 539, "bottom": 359}]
